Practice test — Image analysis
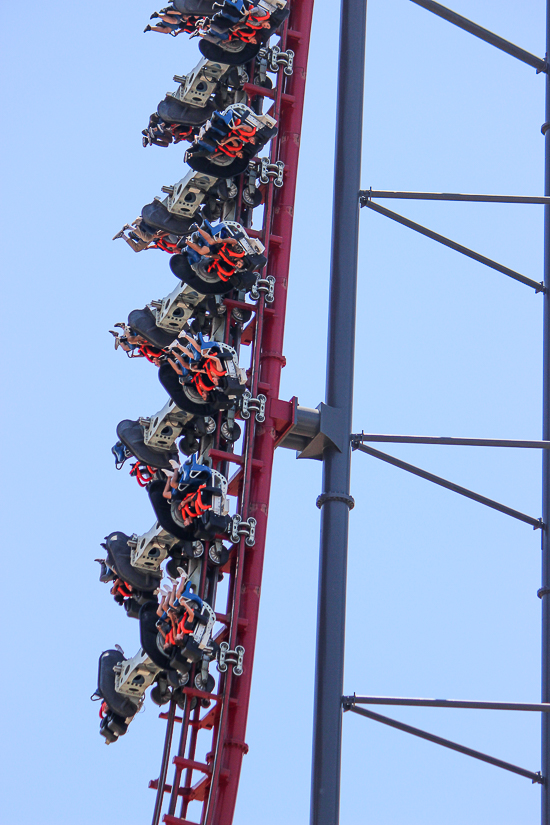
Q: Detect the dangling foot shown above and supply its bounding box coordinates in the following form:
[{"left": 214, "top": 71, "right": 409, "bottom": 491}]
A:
[{"left": 144, "top": 24, "right": 152, "bottom": 32}]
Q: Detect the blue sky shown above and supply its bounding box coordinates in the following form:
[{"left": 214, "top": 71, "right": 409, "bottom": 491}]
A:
[{"left": 0, "top": 1, "right": 546, "bottom": 823}]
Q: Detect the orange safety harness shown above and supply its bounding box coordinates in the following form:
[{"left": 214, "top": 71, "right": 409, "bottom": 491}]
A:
[
  {"left": 126, "top": 341, "right": 165, "bottom": 362},
  {"left": 228, "top": 9, "right": 271, "bottom": 42},
  {"left": 99, "top": 700, "right": 109, "bottom": 719},
  {"left": 178, "top": 483, "right": 212, "bottom": 524},
  {"left": 152, "top": 235, "right": 180, "bottom": 254},
  {"left": 216, "top": 120, "right": 257, "bottom": 158},
  {"left": 189, "top": 352, "right": 228, "bottom": 398},
  {"left": 129, "top": 461, "right": 157, "bottom": 487},
  {"left": 205, "top": 241, "right": 246, "bottom": 281},
  {"left": 171, "top": 124, "right": 194, "bottom": 144},
  {"left": 160, "top": 601, "right": 196, "bottom": 648},
  {"left": 110, "top": 578, "right": 133, "bottom": 599}
]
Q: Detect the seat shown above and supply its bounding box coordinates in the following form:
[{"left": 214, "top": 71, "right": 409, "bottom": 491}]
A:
[
  {"left": 103, "top": 531, "right": 162, "bottom": 592},
  {"left": 116, "top": 419, "right": 178, "bottom": 471},
  {"left": 97, "top": 650, "right": 140, "bottom": 720},
  {"left": 158, "top": 361, "right": 222, "bottom": 416},
  {"left": 173, "top": 0, "right": 217, "bottom": 14},
  {"left": 139, "top": 601, "right": 174, "bottom": 669},
  {"left": 128, "top": 307, "right": 176, "bottom": 350},
  {"left": 148, "top": 478, "right": 197, "bottom": 541},
  {"left": 141, "top": 201, "right": 194, "bottom": 236},
  {"left": 199, "top": 37, "right": 262, "bottom": 66},
  {"left": 158, "top": 96, "right": 217, "bottom": 126},
  {"left": 170, "top": 251, "right": 237, "bottom": 294}
]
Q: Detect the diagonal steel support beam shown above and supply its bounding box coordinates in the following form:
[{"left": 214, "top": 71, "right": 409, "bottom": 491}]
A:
[
  {"left": 351, "top": 433, "right": 550, "bottom": 449},
  {"left": 410, "top": 0, "right": 547, "bottom": 73},
  {"left": 353, "top": 442, "right": 543, "bottom": 529},
  {"left": 360, "top": 190, "right": 550, "bottom": 205},
  {"left": 362, "top": 200, "right": 545, "bottom": 292},
  {"left": 343, "top": 695, "right": 550, "bottom": 712},
  {"left": 344, "top": 704, "right": 544, "bottom": 783}
]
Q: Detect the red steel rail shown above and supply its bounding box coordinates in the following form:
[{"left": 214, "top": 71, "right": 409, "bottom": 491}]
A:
[{"left": 148, "top": 2, "right": 315, "bottom": 823}]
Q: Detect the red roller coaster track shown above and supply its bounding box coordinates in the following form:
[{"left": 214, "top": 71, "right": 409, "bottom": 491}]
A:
[{"left": 144, "top": 2, "right": 315, "bottom": 823}]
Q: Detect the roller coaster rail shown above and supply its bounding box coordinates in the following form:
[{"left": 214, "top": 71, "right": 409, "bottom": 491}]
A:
[{"left": 150, "top": 4, "right": 316, "bottom": 824}]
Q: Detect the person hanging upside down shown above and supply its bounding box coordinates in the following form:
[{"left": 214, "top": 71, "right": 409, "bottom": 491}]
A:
[{"left": 144, "top": 7, "right": 199, "bottom": 35}]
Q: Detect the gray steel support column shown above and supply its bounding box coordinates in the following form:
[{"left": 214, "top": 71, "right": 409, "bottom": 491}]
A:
[
  {"left": 310, "top": 0, "right": 367, "bottom": 823},
  {"left": 543, "top": 3, "right": 550, "bottom": 822}
]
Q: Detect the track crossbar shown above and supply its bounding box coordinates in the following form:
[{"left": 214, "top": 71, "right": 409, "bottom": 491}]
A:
[
  {"left": 362, "top": 200, "right": 545, "bottom": 292},
  {"left": 344, "top": 695, "right": 550, "bottom": 712},
  {"left": 345, "top": 704, "right": 544, "bottom": 783},
  {"left": 351, "top": 433, "right": 550, "bottom": 449},
  {"left": 410, "top": 0, "right": 547, "bottom": 72},
  {"left": 353, "top": 442, "right": 542, "bottom": 528},
  {"left": 360, "top": 190, "right": 550, "bottom": 205}
]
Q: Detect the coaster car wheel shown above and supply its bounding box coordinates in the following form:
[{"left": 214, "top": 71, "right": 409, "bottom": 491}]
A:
[
  {"left": 157, "top": 96, "right": 216, "bottom": 126},
  {"left": 194, "top": 672, "right": 216, "bottom": 693},
  {"left": 242, "top": 187, "right": 263, "bottom": 208},
  {"left": 170, "top": 252, "right": 240, "bottom": 295},
  {"left": 186, "top": 152, "right": 250, "bottom": 180},
  {"left": 98, "top": 650, "right": 140, "bottom": 720},
  {"left": 141, "top": 201, "right": 194, "bottom": 236},
  {"left": 199, "top": 37, "right": 261, "bottom": 66},
  {"left": 116, "top": 418, "right": 177, "bottom": 471},
  {"left": 158, "top": 361, "right": 220, "bottom": 417},
  {"left": 221, "top": 419, "right": 241, "bottom": 443},
  {"left": 148, "top": 478, "right": 198, "bottom": 542},
  {"left": 208, "top": 542, "right": 230, "bottom": 566},
  {"left": 128, "top": 307, "right": 176, "bottom": 350},
  {"left": 150, "top": 683, "right": 173, "bottom": 706}
]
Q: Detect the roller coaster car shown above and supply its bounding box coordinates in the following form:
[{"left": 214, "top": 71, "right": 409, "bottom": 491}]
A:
[
  {"left": 143, "top": 116, "right": 199, "bottom": 148},
  {"left": 198, "top": 0, "right": 290, "bottom": 65},
  {"left": 98, "top": 531, "right": 160, "bottom": 617},
  {"left": 185, "top": 105, "right": 277, "bottom": 179},
  {"left": 171, "top": 219, "right": 266, "bottom": 294},
  {"left": 141, "top": 199, "right": 195, "bottom": 236},
  {"left": 96, "top": 650, "right": 141, "bottom": 744},
  {"left": 115, "top": 418, "right": 180, "bottom": 471},
  {"left": 170, "top": 455, "right": 231, "bottom": 538},
  {"left": 159, "top": 335, "right": 247, "bottom": 417},
  {"left": 143, "top": 171, "right": 227, "bottom": 237},
  {"left": 148, "top": 477, "right": 198, "bottom": 542},
  {"left": 127, "top": 307, "right": 178, "bottom": 351},
  {"left": 152, "top": 580, "right": 217, "bottom": 681},
  {"left": 131, "top": 283, "right": 207, "bottom": 345},
  {"left": 122, "top": 521, "right": 205, "bottom": 581},
  {"left": 155, "top": 57, "right": 241, "bottom": 131}
]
